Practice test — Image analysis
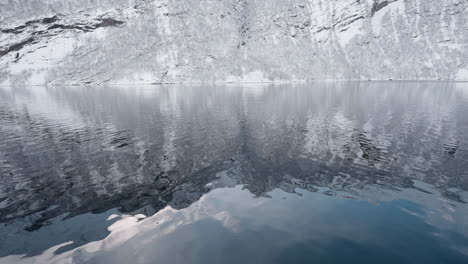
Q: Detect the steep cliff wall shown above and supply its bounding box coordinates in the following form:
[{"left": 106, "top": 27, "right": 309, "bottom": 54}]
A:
[{"left": 1, "top": 0, "right": 468, "bottom": 85}]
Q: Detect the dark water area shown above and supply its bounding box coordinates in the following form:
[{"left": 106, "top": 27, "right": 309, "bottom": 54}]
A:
[{"left": 0, "top": 82, "right": 468, "bottom": 263}]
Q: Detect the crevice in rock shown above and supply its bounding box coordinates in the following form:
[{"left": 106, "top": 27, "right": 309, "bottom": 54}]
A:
[
  {"left": 371, "top": 0, "right": 398, "bottom": 16},
  {"left": 0, "top": 37, "right": 35, "bottom": 57},
  {"left": 48, "top": 18, "right": 124, "bottom": 32},
  {"left": 0, "top": 16, "right": 124, "bottom": 58},
  {"left": 1, "top": 15, "right": 60, "bottom": 34},
  {"left": 95, "top": 18, "right": 124, "bottom": 27}
]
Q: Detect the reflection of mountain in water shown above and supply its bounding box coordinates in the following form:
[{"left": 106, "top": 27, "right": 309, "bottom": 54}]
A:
[{"left": 1, "top": 82, "right": 468, "bottom": 235}]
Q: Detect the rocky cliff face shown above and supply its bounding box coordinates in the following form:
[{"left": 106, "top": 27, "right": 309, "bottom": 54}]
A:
[{"left": 1, "top": 0, "right": 468, "bottom": 85}]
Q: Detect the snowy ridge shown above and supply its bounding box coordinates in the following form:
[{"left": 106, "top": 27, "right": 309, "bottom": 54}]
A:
[{"left": 1, "top": 0, "right": 468, "bottom": 85}]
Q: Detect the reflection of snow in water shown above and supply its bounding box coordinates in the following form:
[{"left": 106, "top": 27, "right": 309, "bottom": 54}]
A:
[
  {"left": 2, "top": 182, "right": 467, "bottom": 264},
  {"left": 1, "top": 82, "right": 468, "bottom": 263}
]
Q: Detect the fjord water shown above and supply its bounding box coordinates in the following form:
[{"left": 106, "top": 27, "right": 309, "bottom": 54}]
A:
[{"left": 0, "top": 82, "right": 468, "bottom": 263}]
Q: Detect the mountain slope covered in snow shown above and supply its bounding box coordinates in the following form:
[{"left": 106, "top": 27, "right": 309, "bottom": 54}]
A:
[{"left": 1, "top": 0, "right": 468, "bottom": 85}]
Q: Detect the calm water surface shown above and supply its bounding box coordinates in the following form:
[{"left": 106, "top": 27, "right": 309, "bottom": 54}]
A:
[{"left": 0, "top": 82, "right": 468, "bottom": 263}]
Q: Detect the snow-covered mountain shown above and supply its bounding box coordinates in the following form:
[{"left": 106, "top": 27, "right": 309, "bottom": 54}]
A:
[{"left": 1, "top": 0, "right": 468, "bottom": 85}]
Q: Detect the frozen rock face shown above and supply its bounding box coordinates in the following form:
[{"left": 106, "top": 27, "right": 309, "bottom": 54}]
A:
[{"left": 1, "top": 0, "right": 468, "bottom": 85}]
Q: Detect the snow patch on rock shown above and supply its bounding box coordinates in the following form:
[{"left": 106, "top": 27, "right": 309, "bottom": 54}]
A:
[{"left": 456, "top": 69, "right": 468, "bottom": 81}]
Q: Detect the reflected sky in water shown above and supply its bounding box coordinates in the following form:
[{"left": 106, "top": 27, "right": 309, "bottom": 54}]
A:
[{"left": 0, "top": 82, "right": 468, "bottom": 263}]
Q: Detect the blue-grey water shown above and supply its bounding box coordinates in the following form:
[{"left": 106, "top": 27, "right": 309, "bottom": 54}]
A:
[{"left": 0, "top": 82, "right": 468, "bottom": 264}]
